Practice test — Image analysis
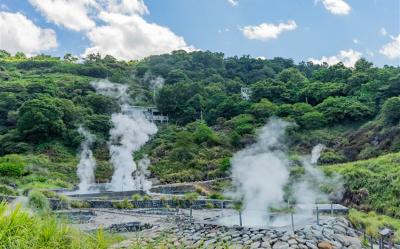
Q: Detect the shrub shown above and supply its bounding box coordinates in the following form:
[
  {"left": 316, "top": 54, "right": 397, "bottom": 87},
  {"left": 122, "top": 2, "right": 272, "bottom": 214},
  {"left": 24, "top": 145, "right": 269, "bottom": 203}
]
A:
[
  {"left": 28, "top": 190, "right": 50, "bottom": 212},
  {"left": 0, "top": 202, "right": 120, "bottom": 248},
  {"left": 71, "top": 200, "right": 91, "bottom": 209},
  {"left": 193, "top": 122, "right": 220, "bottom": 145},
  {"left": 0, "top": 154, "right": 25, "bottom": 177},
  {"left": 381, "top": 96, "right": 400, "bottom": 125},
  {"left": 208, "top": 193, "right": 225, "bottom": 200},
  {"left": 184, "top": 192, "right": 199, "bottom": 202},
  {"left": 250, "top": 99, "right": 278, "bottom": 120},
  {"left": 298, "top": 111, "right": 327, "bottom": 129},
  {"left": 348, "top": 209, "right": 400, "bottom": 242},
  {"left": 319, "top": 150, "right": 346, "bottom": 164},
  {"left": 113, "top": 198, "right": 134, "bottom": 209},
  {"left": 0, "top": 184, "right": 18, "bottom": 196},
  {"left": 142, "top": 195, "right": 151, "bottom": 201},
  {"left": 205, "top": 202, "right": 214, "bottom": 209},
  {"left": 131, "top": 194, "right": 141, "bottom": 201}
]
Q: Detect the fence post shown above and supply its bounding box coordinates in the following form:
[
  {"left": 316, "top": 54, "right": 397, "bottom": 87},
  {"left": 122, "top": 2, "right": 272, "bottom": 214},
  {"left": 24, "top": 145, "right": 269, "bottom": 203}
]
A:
[
  {"left": 239, "top": 210, "right": 243, "bottom": 227},
  {"left": 291, "top": 212, "right": 295, "bottom": 234},
  {"left": 369, "top": 236, "right": 373, "bottom": 249},
  {"left": 190, "top": 207, "right": 193, "bottom": 222},
  {"left": 330, "top": 202, "right": 334, "bottom": 216},
  {"left": 316, "top": 205, "right": 320, "bottom": 225}
]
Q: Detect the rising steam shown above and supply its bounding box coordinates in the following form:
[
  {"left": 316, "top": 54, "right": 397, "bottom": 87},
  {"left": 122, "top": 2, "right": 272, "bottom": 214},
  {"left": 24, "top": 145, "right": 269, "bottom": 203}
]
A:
[
  {"left": 76, "top": 126, "right": 97, "bottom": 193},
  {"left": 229, "top": 118, "right": 343, "bottom": 227},
  {"left": 294, "top": 143, "right": 344, "bottom": 208},
  {"left": 108, "top": 113, "right": 156, "bottom": 191},
  {"left": 230, "top": 118, "right": 291, "bottom": 226},
  {"left": 91, "top": 80, "right": 157, "bottom": 192}
]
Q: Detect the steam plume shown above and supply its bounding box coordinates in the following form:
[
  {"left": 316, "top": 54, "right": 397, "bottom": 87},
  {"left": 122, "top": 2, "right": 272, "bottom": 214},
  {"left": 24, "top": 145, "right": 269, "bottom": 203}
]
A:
[
  {"left": 294, "top": 143, "right": 343, "bottom": 209},
  {"left": 230, "top": 118, "right": 291, "bottom": 226},
  {"left": 229, "top": 119, "right": 343, "bottom": 227},
  {"left": 76, "top": 126, "right": 96, "bottom": 193},
  {"left": 91, "top": 80, "right": 157, "bottom": 191}
]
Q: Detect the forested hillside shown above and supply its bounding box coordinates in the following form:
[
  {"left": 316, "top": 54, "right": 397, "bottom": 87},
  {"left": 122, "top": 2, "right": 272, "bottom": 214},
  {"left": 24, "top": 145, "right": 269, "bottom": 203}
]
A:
[{"left": 0, "top": 49, "right": 399, "bottom": 216}]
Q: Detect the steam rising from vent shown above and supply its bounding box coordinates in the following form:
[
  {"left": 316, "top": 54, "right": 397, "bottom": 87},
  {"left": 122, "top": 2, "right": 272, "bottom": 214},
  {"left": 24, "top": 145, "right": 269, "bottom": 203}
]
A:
[
  {"left": 108, "top": 113, "right": 156, "bottom": 191},
  {"left": 76, "top": 126, "right": 96, "bottom": 193},
  {"left": 229, "top": 118, "right": 344, "bottom": 227},
  {"left": 311, "top": 144, "right": 325, "bottom": 164},
  {"left": 91, "top": 80, "right": 157, "bottom": 192},
  {"left": 230, "top": 118, "right": 291, "bottom": 226},
  {"left": 294, "top": 143, "right": 344, "bottom": 207},
  {"left": 149, "top": 76, "right": 165, "bottom": 90},
  {"left": 135, "top": 156, "right": 152, "bottom": 191}
]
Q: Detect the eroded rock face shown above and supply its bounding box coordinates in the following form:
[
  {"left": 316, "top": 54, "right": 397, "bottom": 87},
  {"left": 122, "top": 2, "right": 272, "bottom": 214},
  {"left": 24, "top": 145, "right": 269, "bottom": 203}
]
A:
[{"left": 158, "top": 217, "right": 362, "bottom": 249}]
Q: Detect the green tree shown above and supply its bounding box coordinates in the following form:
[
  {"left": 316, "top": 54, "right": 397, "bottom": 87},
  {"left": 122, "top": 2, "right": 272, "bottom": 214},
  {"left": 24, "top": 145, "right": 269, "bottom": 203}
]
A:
[
  {"left": 17, "top": 97, "right": 79, "bottom": 141},
  {"left": 193, "top": 122, "right": 219, "bottom": 145},
  {"left": 298, "top": 111, "right": 327, "bottom": 129},
  {"left": 83, "top": 93, "right": 119, "bottom": 115},
  {"left": 316, "top": 96, "right": 374, "bottom": 123},
  {"left": 381, "top": 97, "right": 400, "bottom": 125},
  {"left": 250, "top": 99, "right": 278, "bottom": 120}
]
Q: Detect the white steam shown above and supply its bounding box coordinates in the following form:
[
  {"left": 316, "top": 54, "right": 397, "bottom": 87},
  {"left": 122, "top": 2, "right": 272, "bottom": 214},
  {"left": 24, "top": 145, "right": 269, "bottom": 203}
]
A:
[
  {"left": 76, "top": 126, "right": 96, "bottom": 193},
  {"left": 311, "top": 144, "right": 325, "bottom": 164},
  {"left": 149, "top": 76, "right": 165, "bottom": 90},
  {"left": 294, "top": 143, "right": 343, "bottom": 210},
  {"left": 135, "top": 156, "right": 152, "bottom": 191},
  {"left": 91, "top": 80, "right": 157, "bottom": 191},
  {"left": 108, "top": 113, "right": 156, "bottom": 191},
  {"left": 229, "top": 118, "right": 343, "bottom": 227},
  {"left": 230, "top": 118, "right": 291, "bottom": 226}
]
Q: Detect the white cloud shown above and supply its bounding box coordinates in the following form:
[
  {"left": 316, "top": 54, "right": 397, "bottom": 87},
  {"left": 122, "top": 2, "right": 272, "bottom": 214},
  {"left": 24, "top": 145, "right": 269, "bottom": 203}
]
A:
[
  {"left": 241, "top": 20, "right": 297, "bottom": 41},
  {"left": 0, "top": 11, "right": 57, "bottom": 54},
  {"left": 228, "top": 0, "right": 239, "bottom": 6},
  {"left": 379, "top": 35, "right": 400, "bottom": 60},
  {"left": 83, "top": 12, "right": 193, "bottom": 60},
  {"left": 309, "top": 49, "right": 362, "bottom": 67},
  {"left": 353, "top": 38, "right": 359, "bottom": 44},
  {"left": 320, "top": 0, "right": 351, "bottom": 15},
  {"left": 106, "top": 0, "right": 148, "bottom": 15},
  {"left": 27, "top": 0, "right": 194, "bottom": 60},
  {"left": 28, "top": 0, "right": 97, "bottom": 31},
  {"left": 380, "top": 27, "right": 387, "bottom": 36}
]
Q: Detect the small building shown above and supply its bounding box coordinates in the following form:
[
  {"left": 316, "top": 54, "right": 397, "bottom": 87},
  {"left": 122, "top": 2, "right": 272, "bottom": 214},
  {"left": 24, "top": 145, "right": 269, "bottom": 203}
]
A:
[
  {"left": 123, "top": 106, "right": 169, "bottom": 123},
  {"left": 241, "top": 87, "right": 252, "bottom": 100}
]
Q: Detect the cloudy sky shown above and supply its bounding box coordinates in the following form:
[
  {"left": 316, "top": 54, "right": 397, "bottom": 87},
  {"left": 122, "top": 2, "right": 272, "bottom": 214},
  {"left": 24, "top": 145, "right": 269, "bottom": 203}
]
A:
[{"left": 0, "top": 0, "right": 399, "bottom": 66}]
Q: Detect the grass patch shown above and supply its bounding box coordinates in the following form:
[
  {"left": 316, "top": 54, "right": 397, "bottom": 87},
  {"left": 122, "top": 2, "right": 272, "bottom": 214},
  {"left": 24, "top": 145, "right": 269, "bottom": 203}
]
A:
[
  {"left": 349, "top": 209, "right": 400, "bottom": 243},
  {"left": 324, "top": 152, "right": 400, "bottom": 218},
  {"left": 0, "top": 201, "right": 121, "bottom": 249}
]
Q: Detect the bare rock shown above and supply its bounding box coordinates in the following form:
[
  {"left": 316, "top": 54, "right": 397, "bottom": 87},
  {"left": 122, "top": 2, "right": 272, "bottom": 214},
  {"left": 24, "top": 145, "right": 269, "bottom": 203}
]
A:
[{"left": 318, "top": 241, "right": 333, "bottom": 249}]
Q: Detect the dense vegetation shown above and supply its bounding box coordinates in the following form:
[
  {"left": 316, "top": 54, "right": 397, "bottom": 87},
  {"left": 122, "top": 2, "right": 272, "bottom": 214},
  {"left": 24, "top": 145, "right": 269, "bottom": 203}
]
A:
[{"left": 0, "top": 49, "right": 399, "bottom": 219}]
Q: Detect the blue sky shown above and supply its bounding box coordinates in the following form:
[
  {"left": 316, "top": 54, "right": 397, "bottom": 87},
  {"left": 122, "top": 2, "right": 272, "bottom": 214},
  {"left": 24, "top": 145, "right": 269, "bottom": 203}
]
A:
[{"left": 0, "top": 0, "right": 399, "bottom": 66}]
